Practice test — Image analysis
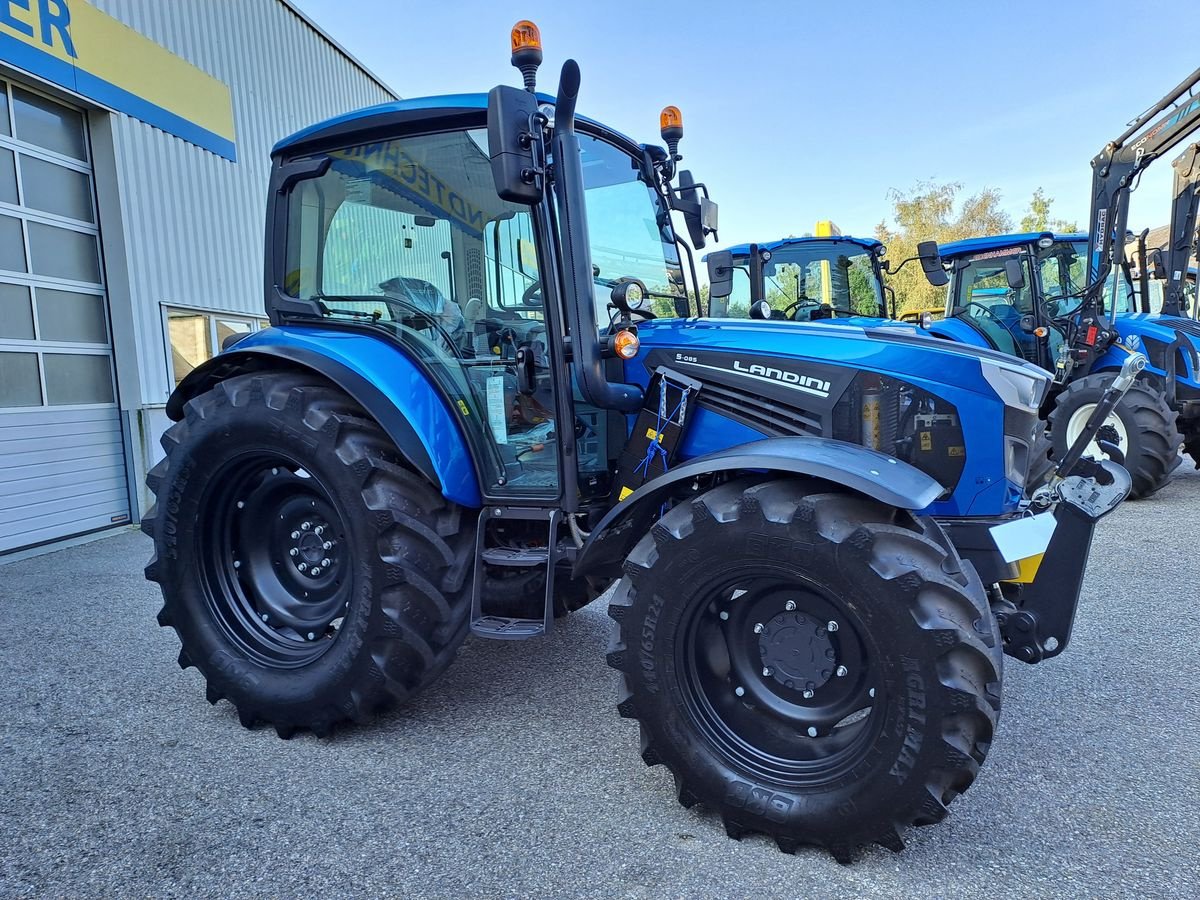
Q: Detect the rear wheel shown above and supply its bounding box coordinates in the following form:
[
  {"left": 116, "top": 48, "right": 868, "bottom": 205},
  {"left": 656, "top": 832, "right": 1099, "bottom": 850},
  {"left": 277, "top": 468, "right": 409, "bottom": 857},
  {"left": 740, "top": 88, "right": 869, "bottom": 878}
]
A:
[
  {"left": 606, "top": 478, "right": 1001, "bottom": 861},
  {"left": 1048, "top": 374, "right": 1181, "bottom": 499},
  {"left": 143, "top": 372, "right": 474, "bottom": 737}
]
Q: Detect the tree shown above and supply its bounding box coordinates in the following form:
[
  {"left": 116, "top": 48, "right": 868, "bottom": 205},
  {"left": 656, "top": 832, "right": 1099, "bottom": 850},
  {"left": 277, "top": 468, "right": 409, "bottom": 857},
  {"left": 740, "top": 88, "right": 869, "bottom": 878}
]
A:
[
  {"left": 1020, "top": 187, "right": 1079, "bottom": 233},
  {"left": 876, "top": 181, "right": 1013, "bottom": 314}
]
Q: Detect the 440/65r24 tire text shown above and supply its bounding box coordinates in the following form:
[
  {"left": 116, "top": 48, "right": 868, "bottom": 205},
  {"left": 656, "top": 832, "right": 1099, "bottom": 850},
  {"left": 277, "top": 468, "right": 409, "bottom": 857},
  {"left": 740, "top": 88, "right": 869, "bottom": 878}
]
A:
[
  {"left": 607, "top": 478, "right": 1002, "bottom": 862},
  {"left": 142, "top": 372, "right": 474, "bottom": 737}
]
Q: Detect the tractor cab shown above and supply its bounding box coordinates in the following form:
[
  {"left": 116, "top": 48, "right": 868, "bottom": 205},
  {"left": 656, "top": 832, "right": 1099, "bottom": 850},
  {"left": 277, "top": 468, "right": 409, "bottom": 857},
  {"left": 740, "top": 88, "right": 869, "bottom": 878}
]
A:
[
  {"left": 923, "top": 233, "right": 1142, "bottom": 371},
  {"left": 706, "top": 233, "right": 889, "bottom": 323}
]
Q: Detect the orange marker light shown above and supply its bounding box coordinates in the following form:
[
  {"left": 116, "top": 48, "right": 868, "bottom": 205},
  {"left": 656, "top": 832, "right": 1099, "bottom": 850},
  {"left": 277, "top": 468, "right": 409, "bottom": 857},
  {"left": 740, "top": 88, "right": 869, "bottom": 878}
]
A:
[
  {"left": 1034, "top": 326, "right": 1049, "bottom": 338},
  {"left": 511, "top": 20, "right": 542, "bottom": 54},
  {"left": 614, "top": 329, "right": 640, "bottom": 360},
  {"left": 660, "top": 105, "right": 684, "bottom": 141}
]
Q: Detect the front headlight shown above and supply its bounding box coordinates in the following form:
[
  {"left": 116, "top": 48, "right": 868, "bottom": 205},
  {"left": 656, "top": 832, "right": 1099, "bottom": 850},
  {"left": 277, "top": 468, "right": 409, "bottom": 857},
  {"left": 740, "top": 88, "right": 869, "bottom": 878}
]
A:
[{"left": 979, "top": 359, "right": 1049, "bottom": 411}]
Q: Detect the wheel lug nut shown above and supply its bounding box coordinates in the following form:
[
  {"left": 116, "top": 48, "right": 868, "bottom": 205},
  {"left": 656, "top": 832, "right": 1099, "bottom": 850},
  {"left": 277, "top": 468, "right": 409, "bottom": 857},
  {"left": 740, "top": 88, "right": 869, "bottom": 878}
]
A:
[
  {"left": 827, "top": 620, "right": 839, "bottom": 632},
  {"left": 803, "top": 689, "right": 814, "bottom": 699},
  {"left": 289, "top": 548, "right": 299, "bottom": 557},
  {"left": 806, "top": 726, "right": 818, "bottom": 738},
  {"left": 322, "top": 541, "right": 333, "bottom": 551},
  {"left": 261, "top": 614, "right": 269, "bottom": 622},
  {"left": 719, "top": 611, "right": 729, "bottom": 621},
  {"left": 314, "top": 526, "right": 324, "bottom": 536},
  {"left": 836, "top": 665, "right": 848, "bottom": 677},
  {"left": 233, "top": 560, "right": 240, "bottom": 569},
  {"left": 301, "top": 522, "right": 311, "bottom": 531},
  {"left": 753, "top": 623, "right": 764, "bottom": 634},
  {"left": 321, "top": 558, "right": 331, "bottom": 567},
  {"left": 869, "top": 687, "right": 876, "bottom": 698},
  {"left": 236, "top": 500, "right": 245, "bottom": 509},
  {"left": 298, "top": 563, "right": 308, "bottom": 572},
  {"left": 311, "top": 567, "right": 321, "bottom": 576},
  {"left": 784, "top": 600, "right": 796, "bottom": 611},
  {"left": 762, "top": 666, "right": 773, "bottom": 677},
  {"left": 306, "top": 632, "right": 315, "bottom": 641},
  {"left": 291, "top": 531, "right": 300, "bottom": 540},
  {"left": 734, "top": 686, "right": 745, "bottom": 697},
  {"left": 272, "top": 468, "right": 279, "bottom": 475}
]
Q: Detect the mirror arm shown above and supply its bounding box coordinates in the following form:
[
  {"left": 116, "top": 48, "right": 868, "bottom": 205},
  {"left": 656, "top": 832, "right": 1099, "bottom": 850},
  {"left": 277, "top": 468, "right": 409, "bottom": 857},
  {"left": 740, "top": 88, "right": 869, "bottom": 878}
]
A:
[{"left": 674, "top": 233, "right": 703, "bottom": 317}]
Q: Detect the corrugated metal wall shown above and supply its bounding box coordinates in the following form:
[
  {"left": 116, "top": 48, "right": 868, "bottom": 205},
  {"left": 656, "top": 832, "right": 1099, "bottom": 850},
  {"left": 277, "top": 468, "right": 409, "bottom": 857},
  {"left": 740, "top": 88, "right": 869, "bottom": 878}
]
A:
[{"left": 94, "top": 0, "right": 397, "bottom": 406}]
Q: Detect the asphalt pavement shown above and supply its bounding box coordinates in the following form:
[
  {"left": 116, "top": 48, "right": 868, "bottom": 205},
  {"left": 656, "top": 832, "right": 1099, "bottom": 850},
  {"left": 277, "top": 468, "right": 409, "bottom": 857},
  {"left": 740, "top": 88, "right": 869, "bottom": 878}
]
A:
[{"left": 2, "top": 469, "right": 1199, "bottom": 898}]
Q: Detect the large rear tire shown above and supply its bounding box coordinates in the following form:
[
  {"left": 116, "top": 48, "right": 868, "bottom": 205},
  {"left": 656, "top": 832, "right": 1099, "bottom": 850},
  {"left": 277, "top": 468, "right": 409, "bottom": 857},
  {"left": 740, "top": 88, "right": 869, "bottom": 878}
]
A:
[
  {"left": 1048, "top": 374, "right": 1181, "bottom": 500},
  {"left": 143, "top": 372, "right": 473, "bottom": 737},
  {"left": 606, "top": 478, "right": 1001, "bottom": 862}
]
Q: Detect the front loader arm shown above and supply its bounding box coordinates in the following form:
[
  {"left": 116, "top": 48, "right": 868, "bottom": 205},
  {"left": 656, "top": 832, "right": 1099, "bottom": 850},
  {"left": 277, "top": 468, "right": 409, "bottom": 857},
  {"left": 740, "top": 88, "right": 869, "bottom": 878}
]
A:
[{"left": 1162, "top": 142, "right": 1200, "bottom": 317}]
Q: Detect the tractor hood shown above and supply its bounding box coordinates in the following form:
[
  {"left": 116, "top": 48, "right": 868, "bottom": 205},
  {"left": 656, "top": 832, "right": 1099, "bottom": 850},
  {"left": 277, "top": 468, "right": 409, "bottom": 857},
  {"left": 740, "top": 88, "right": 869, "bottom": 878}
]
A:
[{"left": 634, "top": 317, "right": 1051, "bottom": 411}]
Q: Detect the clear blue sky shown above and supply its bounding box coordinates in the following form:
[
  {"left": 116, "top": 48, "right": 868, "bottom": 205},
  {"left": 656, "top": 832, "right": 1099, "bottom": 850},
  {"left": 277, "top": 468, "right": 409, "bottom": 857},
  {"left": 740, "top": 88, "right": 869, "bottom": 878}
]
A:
[{"left": 292, "top": 0, "right": 1198, "bottom": 252}]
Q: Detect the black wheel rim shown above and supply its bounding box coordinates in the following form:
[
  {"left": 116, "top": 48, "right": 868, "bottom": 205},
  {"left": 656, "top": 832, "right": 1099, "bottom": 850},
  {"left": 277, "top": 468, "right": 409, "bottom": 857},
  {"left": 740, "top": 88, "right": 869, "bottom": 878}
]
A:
[
  {"left": 198, "top": 452, "right": 352, "bottom": 668},
  {"left": 678, "top": 569, "right": 883, "bottom": 784}
]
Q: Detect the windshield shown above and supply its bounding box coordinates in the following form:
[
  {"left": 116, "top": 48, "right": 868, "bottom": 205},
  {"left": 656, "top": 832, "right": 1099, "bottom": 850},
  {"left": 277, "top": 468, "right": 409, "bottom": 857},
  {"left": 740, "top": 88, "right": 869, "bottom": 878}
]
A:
[
  {"left": 713, "top": 242, "right": 885, "bottom": 320},
  {"left": 1039, "top": 240, "right": 1134, "bottom": 316},
  {"left": 578, "top": 134, "right": 684, "bottom": 320}
]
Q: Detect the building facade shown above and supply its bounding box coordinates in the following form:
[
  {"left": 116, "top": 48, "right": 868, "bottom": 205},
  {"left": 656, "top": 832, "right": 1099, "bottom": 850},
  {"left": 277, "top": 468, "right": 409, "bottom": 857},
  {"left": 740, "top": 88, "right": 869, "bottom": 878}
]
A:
[{"left": 0, "top": 0, "right": 395, "bottom": 554}]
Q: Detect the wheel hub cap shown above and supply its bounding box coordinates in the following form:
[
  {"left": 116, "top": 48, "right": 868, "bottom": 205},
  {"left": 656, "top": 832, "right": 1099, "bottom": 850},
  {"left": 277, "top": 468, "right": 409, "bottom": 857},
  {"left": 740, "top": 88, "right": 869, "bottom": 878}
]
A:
[{"left": 757, "top": 612, "right": 835, "bottom": 691}]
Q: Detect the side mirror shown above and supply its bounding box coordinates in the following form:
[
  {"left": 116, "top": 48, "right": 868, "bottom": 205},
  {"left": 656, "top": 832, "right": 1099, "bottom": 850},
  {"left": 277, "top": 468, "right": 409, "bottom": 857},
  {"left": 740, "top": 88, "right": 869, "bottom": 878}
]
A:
[
  {"left": 676, "top": 170, "right": 713, "bottom": 249},
  {"left": 917, "top": 240, "right": 948, "bottom": 287},
  {"left": 706, "top": 250, "right": 734, "bottom": 299},
  {"left": 487, "top": 85, "right": 542, "bottom": 203},
  {"left": 1004, "top": 259, "right": 1026, "bottom": 290}
]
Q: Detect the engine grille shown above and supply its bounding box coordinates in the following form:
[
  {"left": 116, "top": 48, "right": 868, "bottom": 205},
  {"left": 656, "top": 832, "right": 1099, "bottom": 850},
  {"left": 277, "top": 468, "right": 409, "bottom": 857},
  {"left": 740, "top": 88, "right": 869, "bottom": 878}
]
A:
[{"left": 696, "top": 381, "right": 822, "bottom": 437}]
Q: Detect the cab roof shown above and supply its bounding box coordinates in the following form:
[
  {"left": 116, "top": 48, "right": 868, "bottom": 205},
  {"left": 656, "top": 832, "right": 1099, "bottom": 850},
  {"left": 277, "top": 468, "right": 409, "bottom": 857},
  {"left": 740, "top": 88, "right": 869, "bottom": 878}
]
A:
[
  {"left": 719, "top": 235, "right": 884, "bottom": 259},
  {"left": 938, "top": 232, "right": 1088, "bottom": 258},
  {"left": 273, "top": 91, "right": 642, "bottom": 156}
]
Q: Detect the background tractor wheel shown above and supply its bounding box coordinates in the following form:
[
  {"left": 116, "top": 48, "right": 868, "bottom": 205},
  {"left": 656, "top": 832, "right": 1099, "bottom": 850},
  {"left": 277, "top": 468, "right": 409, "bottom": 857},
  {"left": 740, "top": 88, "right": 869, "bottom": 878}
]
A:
[
  {"left": 143, "top": 372, "right": 474, "bottom": 737},
  {"left": 1048, "top": 374, "right": 1181, "bottom": 499},
  {"left": 607, "top": 478, "right": 1001, "bottom": 862}
]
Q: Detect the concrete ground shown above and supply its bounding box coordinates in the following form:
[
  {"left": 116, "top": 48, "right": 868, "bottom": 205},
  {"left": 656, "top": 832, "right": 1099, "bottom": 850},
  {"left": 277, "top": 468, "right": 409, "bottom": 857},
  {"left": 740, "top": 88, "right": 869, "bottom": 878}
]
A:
[{"left": 2, "top": 470, "right": 1198, "bottom": 899}]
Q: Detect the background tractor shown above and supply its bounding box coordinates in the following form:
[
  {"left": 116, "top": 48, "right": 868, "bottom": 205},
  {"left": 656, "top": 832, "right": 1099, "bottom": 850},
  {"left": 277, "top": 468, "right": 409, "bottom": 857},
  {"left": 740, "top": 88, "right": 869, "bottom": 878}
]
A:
[
  {"left": 913, "top": 67, "right": 1200, "bottom": 497},
  {"left": 143, "top": 22, "right": 1133, "bottom": 862}
]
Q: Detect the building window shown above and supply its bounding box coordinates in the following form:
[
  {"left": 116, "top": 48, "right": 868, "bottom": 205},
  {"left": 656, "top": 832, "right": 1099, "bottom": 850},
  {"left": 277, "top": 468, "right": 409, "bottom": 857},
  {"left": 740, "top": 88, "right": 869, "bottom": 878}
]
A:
[{"left": 164, "top": 308, "right": 269, "bottom": 388}]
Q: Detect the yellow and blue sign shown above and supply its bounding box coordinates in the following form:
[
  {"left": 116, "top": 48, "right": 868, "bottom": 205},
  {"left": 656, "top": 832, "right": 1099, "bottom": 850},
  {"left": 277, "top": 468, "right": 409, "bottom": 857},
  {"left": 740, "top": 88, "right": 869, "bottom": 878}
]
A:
[{"left": 0, "top": 0, "right": 236, "bottom": 160}]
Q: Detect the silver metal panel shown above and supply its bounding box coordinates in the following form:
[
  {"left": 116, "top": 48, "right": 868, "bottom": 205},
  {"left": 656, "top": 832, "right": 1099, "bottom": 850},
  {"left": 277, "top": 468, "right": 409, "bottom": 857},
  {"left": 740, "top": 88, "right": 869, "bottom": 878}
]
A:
[
  {"left": 0, "top": 406, "right": 130, "bottom": 552},
  {"left": 91, "top": 0, "right": 398, "bottom": 407}
]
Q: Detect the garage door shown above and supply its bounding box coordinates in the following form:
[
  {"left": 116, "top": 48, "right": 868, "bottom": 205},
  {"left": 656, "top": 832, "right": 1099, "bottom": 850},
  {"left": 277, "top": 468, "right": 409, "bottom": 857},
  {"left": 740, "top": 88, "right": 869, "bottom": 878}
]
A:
[{"left": 0, "top": 80, "right": 129, "bottom": 554}]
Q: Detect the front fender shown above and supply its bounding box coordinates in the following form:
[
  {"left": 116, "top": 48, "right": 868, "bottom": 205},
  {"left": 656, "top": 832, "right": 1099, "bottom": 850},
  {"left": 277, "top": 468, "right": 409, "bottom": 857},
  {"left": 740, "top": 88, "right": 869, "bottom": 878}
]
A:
[
  {"left": 167, "top": 326, "right": 482, "bottom": 507},
  {"left": 573, "top": 437, "right": 943, "bottom": 578}
]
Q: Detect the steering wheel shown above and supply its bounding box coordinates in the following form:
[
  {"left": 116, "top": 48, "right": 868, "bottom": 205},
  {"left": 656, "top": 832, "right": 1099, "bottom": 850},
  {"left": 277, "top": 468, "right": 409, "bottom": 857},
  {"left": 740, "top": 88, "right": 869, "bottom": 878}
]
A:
[
  {"left": 521, "top": 282, "right": 543, "bottom": 306},
  {"left": 782, "top": 298, "right": 822, "bottom": 320}
]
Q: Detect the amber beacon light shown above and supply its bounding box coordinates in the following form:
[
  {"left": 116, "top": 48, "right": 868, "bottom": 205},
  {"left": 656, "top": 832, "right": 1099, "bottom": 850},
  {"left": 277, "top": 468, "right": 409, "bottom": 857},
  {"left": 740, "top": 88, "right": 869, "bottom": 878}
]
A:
[{"left": 511, "top": 20, "right": 543, "bottom": 91}]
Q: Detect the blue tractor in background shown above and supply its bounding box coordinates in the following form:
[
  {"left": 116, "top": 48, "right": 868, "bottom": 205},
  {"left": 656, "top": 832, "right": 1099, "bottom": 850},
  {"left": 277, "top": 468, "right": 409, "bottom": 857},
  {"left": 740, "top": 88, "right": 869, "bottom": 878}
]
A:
[
  {"left": 921, "top": 232, "right": 1196, "bottom": 497},
  {"left": 142, "top": 22, "right": 1135, "bottom": 861},
  {"left": 913, "top": 66, "right": 1200, "bottom": 499}
]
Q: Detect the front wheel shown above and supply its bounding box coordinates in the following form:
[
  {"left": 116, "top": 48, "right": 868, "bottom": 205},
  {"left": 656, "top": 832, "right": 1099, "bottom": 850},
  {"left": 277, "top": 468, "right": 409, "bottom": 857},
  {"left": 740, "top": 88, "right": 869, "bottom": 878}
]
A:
[
  {"left": 606, "top": 478, "right": 1001, "bottom": 861},
  {"left": 1048, "top": 374, "right": 1181, "bottom": 499}
]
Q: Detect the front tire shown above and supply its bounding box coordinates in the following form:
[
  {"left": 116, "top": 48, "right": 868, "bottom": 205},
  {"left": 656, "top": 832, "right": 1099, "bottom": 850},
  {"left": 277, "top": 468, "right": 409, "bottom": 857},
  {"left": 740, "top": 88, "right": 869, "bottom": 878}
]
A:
[
  {"left": 1048, "top": 374, "right": 1181, "bottom": 499},
  {"left": 143, "top": 372, "right": 474, "bottom": 737},
  {"left": 606, "top": 479, "right": 1001, "bottom": 861}
]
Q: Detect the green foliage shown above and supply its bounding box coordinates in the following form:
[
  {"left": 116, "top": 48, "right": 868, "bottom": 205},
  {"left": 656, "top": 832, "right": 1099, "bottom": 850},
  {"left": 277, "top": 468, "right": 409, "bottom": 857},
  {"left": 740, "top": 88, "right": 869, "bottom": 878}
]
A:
[
  {"left": 876, "top": 181, "right": 1014, "bottom": 315},
  {"left": 1020, "top": 187, "right": 1079, "bottom": 233}
]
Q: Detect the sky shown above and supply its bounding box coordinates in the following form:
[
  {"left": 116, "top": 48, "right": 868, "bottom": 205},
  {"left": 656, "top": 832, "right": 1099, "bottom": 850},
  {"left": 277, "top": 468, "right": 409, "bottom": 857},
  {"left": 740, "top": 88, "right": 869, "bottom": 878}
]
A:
[{"left": 291, "top": 0, "right": 1199, "bottom": 256}]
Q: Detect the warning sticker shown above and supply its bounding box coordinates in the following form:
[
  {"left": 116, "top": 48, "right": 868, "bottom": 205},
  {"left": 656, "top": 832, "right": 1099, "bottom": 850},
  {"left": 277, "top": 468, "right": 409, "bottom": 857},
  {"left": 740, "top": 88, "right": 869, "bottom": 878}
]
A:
[{"left": 486, "top": 375, "right": 508, "bottom": 445}]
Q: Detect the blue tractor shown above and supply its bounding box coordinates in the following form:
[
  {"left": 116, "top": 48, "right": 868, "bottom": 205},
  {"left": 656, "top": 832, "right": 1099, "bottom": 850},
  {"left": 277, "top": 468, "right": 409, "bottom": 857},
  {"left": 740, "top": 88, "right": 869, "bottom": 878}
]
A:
[
  {"left": 919, "top": 232, "right": 1192, "bottom": 498},
  {"left": 143, "top": 22, "right": 1134, "bottom": 861},
  {"left": 914, "top": 67, "right": 1200, "bottom": 498}
]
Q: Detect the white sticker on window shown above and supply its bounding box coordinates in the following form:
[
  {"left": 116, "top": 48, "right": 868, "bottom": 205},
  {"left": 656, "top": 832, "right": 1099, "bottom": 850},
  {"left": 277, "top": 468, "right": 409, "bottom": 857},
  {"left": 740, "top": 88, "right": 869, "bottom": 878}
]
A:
[{"left": 486, "top": 375, "right": 508, "bottom": 445}]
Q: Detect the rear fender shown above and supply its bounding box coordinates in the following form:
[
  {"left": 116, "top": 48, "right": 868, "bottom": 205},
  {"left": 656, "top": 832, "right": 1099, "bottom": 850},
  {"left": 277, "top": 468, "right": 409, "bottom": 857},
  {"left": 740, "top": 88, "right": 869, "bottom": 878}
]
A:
[
  {"left": 573, "top": 437, "right": 943, "bottom": 578},
  {"left": 166, "top": 326, "right": 482, "bottom": 507}
]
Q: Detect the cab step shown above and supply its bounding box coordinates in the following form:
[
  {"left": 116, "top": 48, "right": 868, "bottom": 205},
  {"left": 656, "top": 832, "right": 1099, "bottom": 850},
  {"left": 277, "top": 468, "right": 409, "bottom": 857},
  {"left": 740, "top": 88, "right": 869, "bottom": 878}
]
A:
[{"left": 471, "top": 506, "right": 562, "bottom": 640}]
